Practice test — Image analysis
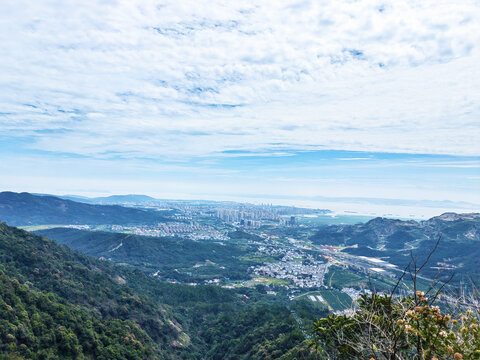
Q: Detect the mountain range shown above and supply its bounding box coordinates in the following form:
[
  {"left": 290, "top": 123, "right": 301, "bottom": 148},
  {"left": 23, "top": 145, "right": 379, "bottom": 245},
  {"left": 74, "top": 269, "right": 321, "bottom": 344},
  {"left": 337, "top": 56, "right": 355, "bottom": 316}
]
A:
[
  {"left": 0, "top": 192, "right": 167, "bottom": 226},
  {"left": 1, "top": 190, "right": 479, "bottom": 358},
  {"left": 310, "top": 212, "right": 480, "bottom": 282}
]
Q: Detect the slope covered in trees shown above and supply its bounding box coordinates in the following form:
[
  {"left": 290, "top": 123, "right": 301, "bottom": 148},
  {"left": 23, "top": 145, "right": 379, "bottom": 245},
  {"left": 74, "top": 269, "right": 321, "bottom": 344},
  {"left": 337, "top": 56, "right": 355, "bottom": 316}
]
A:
[
  {"left": 34, "top": 227, "right": 256, "bottom": 281},
  {"left": 0, "top": 222, "right": 320, "bottom": 359},
  {"left": 0, "top": 222, "right": 185, "bottom": 359},
  {"left": 0, "top": 270, "right": 156, "bottom": 359}
]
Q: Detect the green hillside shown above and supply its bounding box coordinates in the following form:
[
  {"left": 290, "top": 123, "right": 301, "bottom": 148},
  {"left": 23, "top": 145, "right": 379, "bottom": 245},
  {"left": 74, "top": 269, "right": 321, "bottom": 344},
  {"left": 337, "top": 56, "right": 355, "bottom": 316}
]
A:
[
  {"left": 0, "top": 222, "right": 320, "bottom": 359},
  {"left": 310, "top": 213, "right": 480, "bottom": 282},
  {"left": 0, "top": 271, "right": 156, "bottom": 359},
  {"left": 0, "top": 222, "right": 182, "bottom": 359},
  {"left": 34, "top": 228, "right": 256, "bottom": 282}
]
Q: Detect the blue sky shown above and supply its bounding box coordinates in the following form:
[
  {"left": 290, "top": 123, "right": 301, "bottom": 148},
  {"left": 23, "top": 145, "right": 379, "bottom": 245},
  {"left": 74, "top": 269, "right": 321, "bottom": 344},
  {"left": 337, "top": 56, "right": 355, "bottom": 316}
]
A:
[{"left": 0, "top": 0, "right": 479, "bottom": 217}]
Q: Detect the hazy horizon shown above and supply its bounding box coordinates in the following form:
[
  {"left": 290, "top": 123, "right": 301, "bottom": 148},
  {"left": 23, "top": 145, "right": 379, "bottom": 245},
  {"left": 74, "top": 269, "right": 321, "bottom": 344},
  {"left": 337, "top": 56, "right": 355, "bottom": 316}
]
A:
[
  {"left": 4, "top": 189, "right": 478, "bottom": 220},
  {"left": 1, "top": 1, "right": 479, "bottom": 214}
]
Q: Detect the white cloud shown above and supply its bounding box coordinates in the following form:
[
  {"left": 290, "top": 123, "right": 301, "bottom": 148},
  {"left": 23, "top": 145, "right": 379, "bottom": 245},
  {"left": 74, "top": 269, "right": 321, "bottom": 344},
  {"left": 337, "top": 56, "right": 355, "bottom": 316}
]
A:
[{"left": 0, "top": 0, "right": 479, "bottom": 158}]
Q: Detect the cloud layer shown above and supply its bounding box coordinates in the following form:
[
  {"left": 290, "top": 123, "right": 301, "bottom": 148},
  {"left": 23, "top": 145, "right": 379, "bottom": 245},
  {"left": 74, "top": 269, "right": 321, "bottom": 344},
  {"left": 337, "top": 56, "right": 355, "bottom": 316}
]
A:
[{"left": 1, "top": 0, "right": 480, "bottom": 159}]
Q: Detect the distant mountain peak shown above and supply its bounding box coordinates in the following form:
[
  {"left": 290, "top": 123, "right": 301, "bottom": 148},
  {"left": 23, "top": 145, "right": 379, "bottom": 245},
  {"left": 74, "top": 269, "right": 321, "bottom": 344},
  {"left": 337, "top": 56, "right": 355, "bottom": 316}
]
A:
[
  {"left": 435, "top": 212, "right": 480, "bottom": 221},
  {"left": 365, "top": 217, "right": 397, "bottom": 226}
]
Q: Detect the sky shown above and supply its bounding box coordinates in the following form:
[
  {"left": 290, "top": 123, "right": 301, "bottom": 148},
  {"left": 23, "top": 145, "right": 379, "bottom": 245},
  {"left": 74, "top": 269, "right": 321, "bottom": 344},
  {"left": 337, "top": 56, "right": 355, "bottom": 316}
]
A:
[{"left": 0, "top": 0, "right": 479, "bottom": 218}]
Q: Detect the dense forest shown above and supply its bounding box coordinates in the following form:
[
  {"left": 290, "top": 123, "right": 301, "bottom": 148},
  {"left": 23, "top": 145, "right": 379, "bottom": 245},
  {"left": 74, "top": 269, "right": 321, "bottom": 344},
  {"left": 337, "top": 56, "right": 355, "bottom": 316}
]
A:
[{"left": 0, "top": 270, "right": 156, "bottom": 359}]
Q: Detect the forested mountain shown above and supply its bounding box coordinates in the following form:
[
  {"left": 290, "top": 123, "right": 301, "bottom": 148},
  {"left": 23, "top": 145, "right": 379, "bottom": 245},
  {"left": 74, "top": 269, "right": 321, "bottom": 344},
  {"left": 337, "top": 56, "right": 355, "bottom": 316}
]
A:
[
  {"left": 34, "top": 227, "right": 256, "bottom": 281},
  {"left": 0, "top": 271, "right": 158, "bottom": 359},
  {"left": 0, "top": 222, "right": 181, "bottom": 359},
  {"left": 0, "top": 192, "right": 166, "bottom": 226},
  {"left": 310, "top": 213, "right": 480, "bottom": 281},
  {"left": 0, "top": 222, "right": 320, "bottom": 359}
]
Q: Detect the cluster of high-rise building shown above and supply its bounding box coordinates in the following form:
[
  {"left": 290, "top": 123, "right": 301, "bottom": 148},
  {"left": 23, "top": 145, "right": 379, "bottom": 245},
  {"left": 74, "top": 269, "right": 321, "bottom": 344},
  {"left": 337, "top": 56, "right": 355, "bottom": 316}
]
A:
[
  {"left": 144, "top": 200, "right": 328, "bottom": 229},
  {"left": 215, "top": 207, "right": 299, "bottom": 228},
  {"left": 216, "top": 208, "right": 279, "bottom": 222}
]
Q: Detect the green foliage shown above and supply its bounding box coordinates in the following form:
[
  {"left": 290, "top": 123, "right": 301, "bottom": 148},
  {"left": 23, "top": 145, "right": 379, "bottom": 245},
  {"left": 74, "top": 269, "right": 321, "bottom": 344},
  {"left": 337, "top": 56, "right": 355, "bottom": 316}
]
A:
[
  {"left": 0, "top": 223, "right": 176, "bottom": 345},
  {"left": 0, "top": 222, "right": 315, "bottom": 359},
  {"left": 312, "top": 313, "right": 358, "bottom": 359},
  {"left": 292, "top": 299, "right": 329, "bottom": 327},
  {"left": 35, "top": 228, "right": 254, "bottom": 281},
  {"left": 401, "top": 294, "right": 480, "bottom": 359},
  {"left": 228, "top": 230, "right": 262, "bottom": 241},
  {"left": 318, "top": 290, "right": 353, "bottom": 312},
  {"left": 198, "top": 305, "right": 308, "bottom": 359},
  {"left": 0, "top": 222, "right": 185, "bottom": 358},
  {"left": 324, "top": 266, "right": 366, "bottom": 289},
  {"left": 312, "top": 292, "right": 480, "bottom": 359},
  {"left": 0, "top": 270, "right": 156, "bottom": 359}
]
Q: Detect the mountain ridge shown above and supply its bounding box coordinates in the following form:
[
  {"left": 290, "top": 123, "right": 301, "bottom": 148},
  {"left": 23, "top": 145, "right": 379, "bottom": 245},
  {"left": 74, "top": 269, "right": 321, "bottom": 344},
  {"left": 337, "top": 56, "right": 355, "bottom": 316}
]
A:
[
  {"left": 310, "top": 212, "right": 480, "bottom": 281},
  {"left": 0, "top": 191, "right": 166, "bottom": 226}
]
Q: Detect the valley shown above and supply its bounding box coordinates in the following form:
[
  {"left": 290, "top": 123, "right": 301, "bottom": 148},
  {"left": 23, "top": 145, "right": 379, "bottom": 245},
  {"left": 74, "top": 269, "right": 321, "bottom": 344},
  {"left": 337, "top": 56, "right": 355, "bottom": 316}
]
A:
[
  {"left": 21, "top": 192, "right": 479, "bottom": 315},
  {"left": 1, "top": 192, "right": 479, "bottom": 359}
]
